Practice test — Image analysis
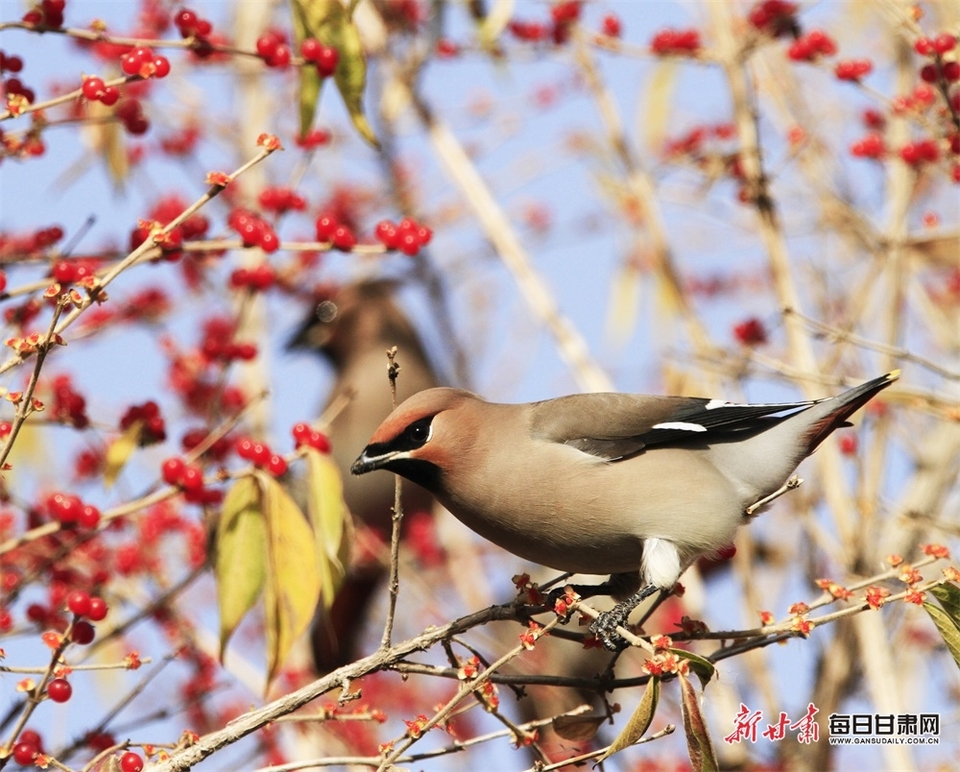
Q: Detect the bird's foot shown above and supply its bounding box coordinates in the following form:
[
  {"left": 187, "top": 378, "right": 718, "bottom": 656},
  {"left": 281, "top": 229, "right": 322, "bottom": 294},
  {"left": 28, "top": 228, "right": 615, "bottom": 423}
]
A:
[
  {"left": 587, "top": 583, "right": 660, "bottom": 651},
  {"left": 589, "top": 605, "right": 633, "bottom": 651}
]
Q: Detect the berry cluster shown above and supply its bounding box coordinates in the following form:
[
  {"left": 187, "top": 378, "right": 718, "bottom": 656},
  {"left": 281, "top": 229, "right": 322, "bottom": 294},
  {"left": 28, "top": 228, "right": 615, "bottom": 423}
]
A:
[
  {"left": 374, "top": 217, "right": 433, "bottom": 256},
  {"left": 120, "top": 45, "right": 171, "bottom": 80},
  {"left": 899, "top": 139, "right": 940, "bottom": 166},
  {"left": 733, "top": 317, "right": 768, "bottom": 346},
  {"left": 787, "top": 30, "right": 837, "bottom": 62},
  {"left": 3, "top": 73, "right": 35, "bottom": 105},
  {"left": 914, "top": 33, "right": 958, "bottom": 57},
  {"left": 45, "top": 491, "right": 101, "bottom": 528},
  {"left": 834, "top": 59, "right": 872, "bottom": 82},
  {"left": 295, "top": 128, "right": 332, "bottom": 150},
  {"left": 258, "top": 186, "right": 307, "bottom": 214},
  {"left": 199, "top": 317, "right": 257, "bottom": 362},
  {"left": 11, "top": 730, "right": 44, "bottom": 766},
  {"left": 850, "top": 133, "right": 885, "bottom": 159},
  {"left": 175, "top": 7, "right": 213, "bottom": 39},
  {"left": 920, "top": 60, "right": 960, "bottom": 84},
  {"left": 0, "top": 50, "right": 23, "bottom": 74},
  {"left": 292, "top": 422, "right": 331, "bottom": 453},
  {"left": 161, "top": 457, "right": 221, "bottom": 504},
  {"left": 230, "top": 264, "right": 276, "bottom": 292},
  {"left": 117, "top": 98, "right": 149, "bottom": 135},
  {"left": 81, "top": 75, "right": 120, "bottom": 105},
  {"left": 747, "top": 0, "right": 798, "bottom": 37},
  {"left": 600, "top": 14, "right": 622, "bottom": 39},
  {"left": 51, "top": 257, "right": 98, "bottom": 285},
  {"left": 66, "top": 589, "right": 108, "bottom": 644},
  {"left": 1, "top": 225, "right": 64, "bottom": 257},
  {"left": 256, "top": 30, "right": 292, "bottom": 69},
  {"left": 228, "top": 208, "right": 280, "bottom": 253},
  {"left": 315, "top": 213, "right": 357, "bottom": 250},
  {"left": 300, "top": 38, "right": 340, "bottom": 78},
  {"left": 22, "top": 0, "right": 64, "bottom": 28},
  {"left": 50, "top": 374, "right": 89, "bottom": 428},
  {"left": 119, "top": 400, "right": 167, "bottom": 445},
  {"left": 236, "top": 436, "right": 288, "bottom": 477},
  {"left": 650, "top": 28, "right": 701, "bottom": 56}
]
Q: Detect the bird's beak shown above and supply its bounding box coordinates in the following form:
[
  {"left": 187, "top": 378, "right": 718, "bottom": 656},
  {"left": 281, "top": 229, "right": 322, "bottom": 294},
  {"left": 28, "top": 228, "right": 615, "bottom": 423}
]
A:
[{"left": 351, "top": 447, "right": 401, "bottom": 475}]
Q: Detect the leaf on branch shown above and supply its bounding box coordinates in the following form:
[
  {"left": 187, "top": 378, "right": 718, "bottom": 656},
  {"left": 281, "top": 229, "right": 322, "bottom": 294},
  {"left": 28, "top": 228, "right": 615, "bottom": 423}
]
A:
[
  {"left": 215, "top": 476, "right": 267, "bottom": 659},
  {"left": 103, "top": 420, "right": 142, "bottom": 488},
  {"left": 304, "top": 447, "right": 351, "bottom": 608},
  {"left": 552, "top": 713, "right": 605, "bottom": 742},
  {"left": 597, "top": 675, "right": 659, "bottom": 761},
  {"left": 670, "top": 648, "right": 716, "bottom": 689},
  {"left": 679, "top": 671, "right": 719, "bottom": 772},
  {"left": 924, "top": 583, "right": 960, "bottom": 672},
  {"left": 291, "top": 0, "right": 380, "bottom": 148},
  {"left": 639, "top": 59, "right": 678, "bottom": 155},
  {"left": 258, "top": 470, "right": 322, "bottom": 686},
  {"left": 476, "top": 0, "right": 514, "bottom": 51}
]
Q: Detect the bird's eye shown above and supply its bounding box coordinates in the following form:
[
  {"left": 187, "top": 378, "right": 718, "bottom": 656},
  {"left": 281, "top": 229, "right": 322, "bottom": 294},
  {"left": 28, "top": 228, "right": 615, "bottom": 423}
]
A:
[{"left": 405, "top": 417, "right": 433, "bottom": 447}]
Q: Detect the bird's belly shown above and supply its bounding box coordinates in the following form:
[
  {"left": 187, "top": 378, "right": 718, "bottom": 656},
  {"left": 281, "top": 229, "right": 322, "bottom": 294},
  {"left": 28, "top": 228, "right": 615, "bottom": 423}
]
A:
[{"left": 439, "top": 447, "right": 743, "bottom": 576}]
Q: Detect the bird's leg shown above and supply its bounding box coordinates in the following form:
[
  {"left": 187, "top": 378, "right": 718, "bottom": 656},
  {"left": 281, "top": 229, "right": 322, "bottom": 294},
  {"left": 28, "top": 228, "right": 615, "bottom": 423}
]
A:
[
  {"left": 543, "top": 572, "right": 640, "bottom": 612},
  {"left": 589, "top": 584, "right": 660, "bottom": 651}
]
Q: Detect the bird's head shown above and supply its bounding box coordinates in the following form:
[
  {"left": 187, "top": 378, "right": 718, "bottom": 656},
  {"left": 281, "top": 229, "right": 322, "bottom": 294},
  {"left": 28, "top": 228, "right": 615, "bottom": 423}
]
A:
[{"left": 351, "top": 387, "right": 480, "bottom": 490}]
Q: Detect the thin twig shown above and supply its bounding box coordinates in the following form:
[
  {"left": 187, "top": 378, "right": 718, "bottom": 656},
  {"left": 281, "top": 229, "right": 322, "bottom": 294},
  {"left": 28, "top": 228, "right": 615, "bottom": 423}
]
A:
[{"left": 379, "top": 346, "right": 403, "bottom": 650}]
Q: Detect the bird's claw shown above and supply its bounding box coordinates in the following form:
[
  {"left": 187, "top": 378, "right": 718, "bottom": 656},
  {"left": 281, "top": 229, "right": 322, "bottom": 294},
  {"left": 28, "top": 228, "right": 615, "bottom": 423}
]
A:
[{"left": 589, "top": 608, "right": 631, "bottom": 652}]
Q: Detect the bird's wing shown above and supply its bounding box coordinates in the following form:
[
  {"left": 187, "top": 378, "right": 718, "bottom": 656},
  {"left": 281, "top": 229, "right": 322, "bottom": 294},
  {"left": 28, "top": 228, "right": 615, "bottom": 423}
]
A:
[{"left": 529, "top": 392, "right": 818, "bottom": 461}]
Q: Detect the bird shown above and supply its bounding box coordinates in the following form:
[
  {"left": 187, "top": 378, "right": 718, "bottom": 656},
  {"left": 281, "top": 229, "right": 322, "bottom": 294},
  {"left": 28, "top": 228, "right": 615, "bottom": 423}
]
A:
[
  {"left": 289, "top": 280, "right": 440, "bottom": 670},
  {"left": 351, "top": 371, "right": 899, "bottom": 649}
]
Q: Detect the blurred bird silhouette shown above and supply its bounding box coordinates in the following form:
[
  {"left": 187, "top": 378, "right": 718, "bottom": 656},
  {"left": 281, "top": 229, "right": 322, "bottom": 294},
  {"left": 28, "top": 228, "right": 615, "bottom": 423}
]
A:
[{"left": 289, "top": 280, "right": 439, "bottom": 672}]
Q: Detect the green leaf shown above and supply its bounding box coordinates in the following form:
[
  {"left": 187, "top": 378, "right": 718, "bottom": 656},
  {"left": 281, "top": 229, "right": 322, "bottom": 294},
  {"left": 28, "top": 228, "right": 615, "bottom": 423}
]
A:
[
  {"left": 671, "top": 648, "right": 717, "bottom": 689},
  {"left": 304, "top": 448, "right": 350, "bottom": 608},
  {"left": 103, "top": 420, "right": 142, "bottom": 488},
  {"left": 291, "top": 0, "right": 379, "bottom": 147},
  {"left": 215, "top": 476, "right": 267, "bottom": 659},
  {"left": 258, "top": 471, "right": 322, "bottom": 686},
  {"left": 679, "top": 671, "right": 719, "bottom": 772},
  {"left": 924, "top": 583, "right": 960, "bottom": 672},
  {"left": 597, "top": 675, "right": 659, "bottom": 762},
  {"left": 929, "top": 582, "right": 960, "bottom": 622}
]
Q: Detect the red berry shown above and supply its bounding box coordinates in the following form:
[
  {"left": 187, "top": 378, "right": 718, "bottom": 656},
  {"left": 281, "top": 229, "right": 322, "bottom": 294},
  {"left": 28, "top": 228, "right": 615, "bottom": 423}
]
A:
[
  {"left": 82, "top": 76, "right": 106, "bottom": 101},
  {"left": 175, "top": 8, "right": 199, "bottom": 36},
  {"left": 943, "top": 61, "right": 960, "bottom": 82},
  {"left": 914, "top": 37, "right": 934, "bottom": 56},
  {"left": 249, "top": 442, "right": 271, "bottom": 466},
  {"left": 87, "top": 597, "right": 108, "bottom": 621},
  {"left": 180, "top": 465, "right": 204, "bottom": 491},
  {"left": 331, "top": 224, "right": 356, "bottom": 251},
  {"left": 71, "top": 620, "right": 96, "bottom": 645},
  {"left": 267, "top": 454, "right": 288, "bottom": 477},
  {"left": 12, "top": 743, "right": 38, "bottom": 765},
  {"left": 315, "top": 214, "right": 338, "bottom": 241},
  {"left": 78, "top": 504, "right": 101, "bottom": 529},
  {"left": 398, "top": 231, "right": 420, "bottom": 256},
  {"left": 933, "top": 33, "right": 956, "bottom": 54},
  {"left": 258, "top": 228, "right": 280, "bottom": 253},
  {"left": 101, "top": 86, "right": 120, "bottom": 106},
  {"left": 66, "top": 590, "right": 91, "bottom": 617},
  {"left": 292, "top": 423, "right": 312, "bottom": 444},
  {"left": 601, "top": 14, "right": 622, "bottom": 38},
  {"left": 316, "top": 46, "right": 339, "bottom": 77},
  {"left": 301, "top": 37, "right": 322, "bottom": 62},
  {"left": 153, "top": 56, "right": 171, "bottom": 78},
  {"left": 119, "top": 751, "right": 145, "bottom": 772},
  {"left": 19, "top": 730, "right": 42, "bottom": 750},
  {"left": 309, "top": 431, "right": 331, "bottom": 453},
  {"left": 161, "top": 457, "right": 186, "bottom": 485},
  {"left": 47, "top": 678, "right": 73, "bottom": 703},
  {"left": 268, "top": 44, "right": 291, "bottom": 68},
  {"left": 235, "top": 437, "right": 255, "bottom": 460},
  {"left": 920, "top": 63, "right": 939, "bottom": 83}
]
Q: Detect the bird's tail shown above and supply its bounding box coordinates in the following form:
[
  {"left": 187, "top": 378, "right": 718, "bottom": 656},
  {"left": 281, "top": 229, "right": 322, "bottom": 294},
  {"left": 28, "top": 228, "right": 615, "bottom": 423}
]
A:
[{"left": 801, "top": 370, "right": 899, "bottom": 453}]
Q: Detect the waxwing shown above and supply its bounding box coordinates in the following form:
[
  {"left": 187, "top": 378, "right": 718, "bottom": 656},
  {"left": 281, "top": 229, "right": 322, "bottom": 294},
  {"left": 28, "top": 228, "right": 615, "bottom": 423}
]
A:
[{"left": 352, "top": 371, "right": 899, "bottom": 649}]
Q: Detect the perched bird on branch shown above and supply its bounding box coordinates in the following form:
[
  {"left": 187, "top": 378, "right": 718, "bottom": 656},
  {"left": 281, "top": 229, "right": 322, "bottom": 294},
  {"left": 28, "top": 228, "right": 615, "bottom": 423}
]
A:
[
  {"left": 352, "top": 371, "right": 899, "bottom": 649},
  {"left": 289, "top": 280, "right": 439, "bottom": 671}
]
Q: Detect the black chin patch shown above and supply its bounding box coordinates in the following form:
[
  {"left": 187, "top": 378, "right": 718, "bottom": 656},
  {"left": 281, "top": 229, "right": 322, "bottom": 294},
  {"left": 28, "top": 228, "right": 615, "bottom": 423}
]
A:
[{"left": 383, "top": 457, "right": 442, "bottom": 492}]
